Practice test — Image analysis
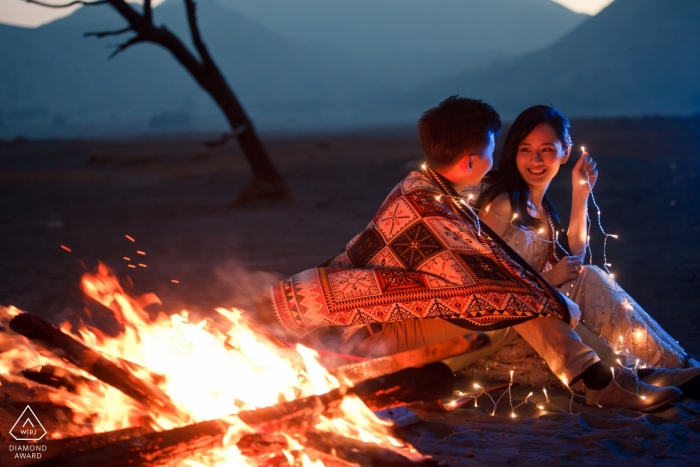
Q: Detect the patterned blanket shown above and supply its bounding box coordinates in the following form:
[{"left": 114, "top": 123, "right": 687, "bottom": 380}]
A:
[{"left": 269, "top": 169, "right": 569, "bottom": 338}]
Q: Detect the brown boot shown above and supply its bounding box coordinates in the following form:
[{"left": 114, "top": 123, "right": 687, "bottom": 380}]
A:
[
  {"left": 642, "top": 367, "right": 700, "bottom": 387},
  {"left": 586, "top": 368, "right": 681, "bottom": 412}
]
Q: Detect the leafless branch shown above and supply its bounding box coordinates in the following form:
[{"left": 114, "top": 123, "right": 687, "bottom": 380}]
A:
[
  {"left": 84, "top": 27, "right": 131, "bottom": 38},
  {"left": 108, "top": 35, "right": 146, "bottom": 59},
  {"left": 183, "top": 0, "right": 214, "bottom": 67},
  {"left": 25, "top": 0, "right": 108, "bottom": 8}
]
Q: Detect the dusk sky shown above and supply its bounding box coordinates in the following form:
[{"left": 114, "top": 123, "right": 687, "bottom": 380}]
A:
[{"left": 1, "top": 0, "right": 615, "bottom": 28}]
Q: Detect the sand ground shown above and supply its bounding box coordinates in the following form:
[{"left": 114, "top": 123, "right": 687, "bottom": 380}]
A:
[{"left": 0, "top": 117, "right": 699, "bottom": 465}]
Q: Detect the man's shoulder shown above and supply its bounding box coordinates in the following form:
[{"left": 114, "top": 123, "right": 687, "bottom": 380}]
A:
[
  {"left": 373, "top": 171, "right": 447, "bottom": 220},
  {"left": 398, "top": 170, "right": 440, "bottom": 195}
]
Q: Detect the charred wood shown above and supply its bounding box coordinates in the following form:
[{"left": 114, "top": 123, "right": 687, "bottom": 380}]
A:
[
  {"left": 31, "top": 363, "right": 453, "bottom": 466},
  {"left": 21, "top": 365, "right": 99, "bottom": 394},
  {"left": 9, "top": 313, "right": 178, "bottom": 417},
  {"left": 29, "top": 419, "right": 229, "bottom": 467}
]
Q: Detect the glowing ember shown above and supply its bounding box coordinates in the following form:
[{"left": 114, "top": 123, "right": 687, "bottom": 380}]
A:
[{"left": 0, "top": 264, "right": 420, "bottom": 465}]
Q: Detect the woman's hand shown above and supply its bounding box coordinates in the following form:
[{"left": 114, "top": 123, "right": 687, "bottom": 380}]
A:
[
  {"left": 541, "top": 256, "right": 583, "bottom": 286},
  {"left": 571, "top": 150, "right": 598, "bottom": 196}
]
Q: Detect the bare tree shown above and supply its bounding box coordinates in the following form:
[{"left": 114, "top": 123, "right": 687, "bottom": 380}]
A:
[{"left": 27, "top": 0, "right": 290, "bottom": 204}]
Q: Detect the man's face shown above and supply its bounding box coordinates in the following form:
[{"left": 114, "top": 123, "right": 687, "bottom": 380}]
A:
[{"left": 465, "top": 132, "right": 495, "bottom": 185}]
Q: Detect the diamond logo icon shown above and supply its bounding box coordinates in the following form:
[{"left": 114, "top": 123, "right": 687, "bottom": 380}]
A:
[{"left": 9, "top": 406, "right": 47, "bottom": 441}]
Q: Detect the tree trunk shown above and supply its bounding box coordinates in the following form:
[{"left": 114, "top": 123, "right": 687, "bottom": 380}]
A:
[
  {"left": 72, "top": 0, "right": 291, "bottom": 204},
  {"left": 202, "top": 73, "right": 291, "bottom": 204}
]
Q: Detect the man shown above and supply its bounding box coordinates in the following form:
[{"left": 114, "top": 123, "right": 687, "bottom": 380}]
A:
[{"left": 257, "top": 96, "right": 680, "bottom": 411}]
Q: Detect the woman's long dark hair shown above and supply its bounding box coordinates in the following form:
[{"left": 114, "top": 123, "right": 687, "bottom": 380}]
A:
[{"left": 474, "top": 105, "right": 572, "bottom": 258}]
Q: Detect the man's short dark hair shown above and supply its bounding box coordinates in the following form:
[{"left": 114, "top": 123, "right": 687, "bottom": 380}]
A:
[{"left": 418, "top": 96, "right": 501, "bottom": 169}]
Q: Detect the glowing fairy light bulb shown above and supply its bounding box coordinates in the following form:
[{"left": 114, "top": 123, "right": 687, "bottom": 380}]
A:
[
  {"left": 511, "top": 213, "right": 518, "bottom": 221},
  {"left": 619, "top": 335, "right": 623, "bottom": 342},
  {"left": 537, "top": 405, "right": 545, "bottom": 410},
  {"left": 610, "top": 273, "right": 615, "bottom": 279},
  {"left": 640, "top": 395, "right": 647, "bottom": 400},
  {"left": 581, "top": 146, "right": 586, "bottom": 153},
  {"left": 610, "top": 234, "right": 619, "bottom": 239},
  {"left": 538, "top": 228, "right": 545, "bottom": 234},
  {"left": 474, "top": 383, "right": 481, "bottom": 389},
  {"left": 421, "top": 163, "right": 427, "bottom": 170},
  {"left": 511, "top": 412, "right": 516, "bottom": 418},
  {"left": 542, "top": 388, "right": 549, "bottom": 402},
  {"left": 435, "top": 195, "right": 442, "bottom": 201}
]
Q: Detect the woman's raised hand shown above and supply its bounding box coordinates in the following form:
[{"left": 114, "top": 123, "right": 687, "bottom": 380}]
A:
[
  {"left": 572, "top": 150, "right": 598, "bottom": 195},
  {"left": 541, "top": 256, "right": 583, "bottom": 287}
]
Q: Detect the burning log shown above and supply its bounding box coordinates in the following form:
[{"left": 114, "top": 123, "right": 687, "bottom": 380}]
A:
[
  {"left": 237, "top": 361, "right": 454, "bottom": 433},
  {"left": 29, "top": 418, "right": 230, "bottom": 467},
  {"left": 21, "top": 365, "right": 99, "bottom": 394},
  {"left": 30, "top": 363, "right": 453, "bottom": 467},
  {"left": 9, "top": 313, "right": 178, "bottom": 416},
  {"left": 13, "top": 427, "right": 154, "bottom": 467}
]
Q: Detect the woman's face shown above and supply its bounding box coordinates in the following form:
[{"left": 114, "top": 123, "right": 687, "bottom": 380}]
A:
[{"left": 515, "top": 123, "right": 571, "bottom": 191}]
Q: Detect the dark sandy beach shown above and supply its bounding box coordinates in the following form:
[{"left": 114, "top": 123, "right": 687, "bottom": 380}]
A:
[{"left": 1, "top": 116, "right": 699, "bottom": 464}]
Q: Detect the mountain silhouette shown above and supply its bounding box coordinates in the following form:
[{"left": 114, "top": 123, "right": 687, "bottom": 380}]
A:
[
  {"left": 419, "top": 0, "right": 700, "bottom": 119},
  {"left": 218, "top": 0, "right": 586, "bottom": 88},
  {"left": 0, "top": 0, "right": 585, "bottom": 137}
]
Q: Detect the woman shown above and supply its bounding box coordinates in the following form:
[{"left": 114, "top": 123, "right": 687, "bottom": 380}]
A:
[{"left": 466, "top": 105, "right": 699, "bottom": 389}]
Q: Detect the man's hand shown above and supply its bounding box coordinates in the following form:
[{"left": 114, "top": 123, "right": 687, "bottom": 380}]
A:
[
  {"left": 560, "top": 293, "right": 581, "bottom": 328},
  {"left": 541, "top": 256, "right": 583, "bottom": 286}
]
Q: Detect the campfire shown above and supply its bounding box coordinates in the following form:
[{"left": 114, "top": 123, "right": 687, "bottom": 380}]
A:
[{"left": 0, "top": 264, "right": 487, "bottom": 466}]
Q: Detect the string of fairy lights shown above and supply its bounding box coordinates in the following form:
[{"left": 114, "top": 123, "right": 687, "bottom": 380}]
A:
[
  {"left": 418, "top": 146, "right": 684, "bottom": 417},
  {"left": 580, "top": 146, "right": 618, "bottom": 276}
]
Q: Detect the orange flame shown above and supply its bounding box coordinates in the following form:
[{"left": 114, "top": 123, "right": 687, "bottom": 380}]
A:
[{"left": 0, "top": 264, "right": 421, "bottom": 465}]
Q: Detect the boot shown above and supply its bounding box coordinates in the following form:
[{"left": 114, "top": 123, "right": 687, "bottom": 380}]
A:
[
  {"left": 642, "top": 367, "right": 700, "bottom": 387},
  {"left": 586, "top": 368, "right": 681, "bottom": 412},
  {"left": 642, "top": 367, "right": 700, "bottom": 399}
]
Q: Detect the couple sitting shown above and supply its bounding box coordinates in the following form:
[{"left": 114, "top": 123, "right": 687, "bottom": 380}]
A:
[{"left": 256, "top": 96, "right": 699, "bottom": 412}]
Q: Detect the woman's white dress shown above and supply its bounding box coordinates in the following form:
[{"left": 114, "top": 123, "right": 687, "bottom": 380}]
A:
[{"left": 460, "top": 223, "right": 688, "bottom": 386}]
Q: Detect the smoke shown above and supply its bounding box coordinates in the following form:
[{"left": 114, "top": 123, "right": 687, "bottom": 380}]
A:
[{"left": 213, "top": 261, "right": 282, "bottom": 313}]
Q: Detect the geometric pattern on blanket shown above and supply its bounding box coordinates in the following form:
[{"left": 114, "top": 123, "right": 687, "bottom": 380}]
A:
[{"left": 270, "top": 170, "right": 568, "bottom": 338}]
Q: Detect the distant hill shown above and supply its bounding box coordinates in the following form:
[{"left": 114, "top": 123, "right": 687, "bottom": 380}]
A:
[
  {"left": 0, "top": 0, "right": 586, "bottom": 137},
  {"left": 218, "top": 0, "right": 587, "bottom": 88},
  {"left": 419, "top": 0, "right": 700, "bottom": 119}
]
